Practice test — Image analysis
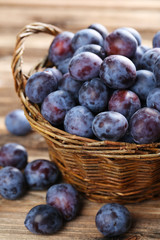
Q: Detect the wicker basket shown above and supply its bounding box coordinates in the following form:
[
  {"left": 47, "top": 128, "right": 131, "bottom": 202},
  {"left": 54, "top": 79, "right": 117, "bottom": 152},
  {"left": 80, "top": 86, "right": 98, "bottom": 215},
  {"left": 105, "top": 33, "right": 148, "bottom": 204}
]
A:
[{"left": 11, "top": 22, "right": 160, "bottom": 203}]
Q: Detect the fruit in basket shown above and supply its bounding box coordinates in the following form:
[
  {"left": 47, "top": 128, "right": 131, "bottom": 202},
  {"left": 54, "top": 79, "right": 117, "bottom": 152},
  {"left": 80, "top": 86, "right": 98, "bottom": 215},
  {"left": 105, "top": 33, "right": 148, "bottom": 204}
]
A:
[
  {"left": 153, "top": 31, "right": 160, "bottom": 48},
  {"left": 0, "top": 142, "right": 28, "bottom": 169},
  {"left": 131, "top": 45, "right": 150, "bottom": 70},
  {"left": 78, "top": 78, "right": 109, "bottom": 113},
  {"left": 58, "top": 72, "right": 82, "bottom": 100},
  {"left": 119, "top": 27, "right": 142, "bottom": 45},
  {"left": 95, "top": 203, "right": 132, "bottom": 237},
  {"left": 24, "top": 159, "right": 60, "bottom": 190},
  {"left": 130, "top": 70, "right": 156, "bottom": 101},
  {"left": 56, "top": 57, "right": 72, "bottom": 74},
  {"left": 73, "top": 44, "right": 106, "bottom": 59},
  {"left": 141, "top": 47, "right": 160, "bottom": 71},
  {"left": 71, "top": 28, "right": 103, "bottom": 51},
  {"left": 153, "top": 56, "right": 160, "bottom": 86},
  {"left": 43, "top": 67, "right": 63, "bottom": 83},
  {"left": 5, "top": 109, "right": 31, "bottom": 136},
  {"left": 64, "top": 105, "right": 94, "bottom": 138},
  {"left": 25, "top": 71, "right": 58, "bottom": 104},
  {"left": 0, "top": 166, "right": 27, "bottom": 200},
  {"left": 147, "top": 88, "right": 160, "bottom": 112},
  {"left": 69, "top": 52, "right": 103, "bottom": 81},
  {"left": 41, "top": 90, "right": 76, "bottom": 126},
  {"left": 103, "top": 28, "right": 137, "bottom": 58},
  {"left": 108, "top": 90, "right": 141, "bottom": 120},
  {"left": 100, "top": 55, "right": 136, "bottom": 89},
  {"left": 130, "top": 107, "right": 160, "bottom": 144},
  {"left": 48, "top": 31, "right": 74, "bottom": 65},
  {"left": 92, "top": 111, "right": 128, "bottom": 141},
  {"left": 24, "top": 204, "right": 63, "bottom": 234},
  {"left": 46, "top": 183, "right": 80, "bottom": 221},
  {"left": 88, "top": 23, "right": 108, "bottom": 39}
]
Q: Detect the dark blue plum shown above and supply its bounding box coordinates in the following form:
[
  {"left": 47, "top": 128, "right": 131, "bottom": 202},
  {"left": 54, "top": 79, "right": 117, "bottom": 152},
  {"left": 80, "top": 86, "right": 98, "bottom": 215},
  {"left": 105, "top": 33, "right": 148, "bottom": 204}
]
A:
[
  {"left": 0, "top": 142, "right": 28, "bottom": 169},
  {"left": 69, "top": 52, "right": 103, "bottom": 81},
  {"left": 119, "top": 27, "right": 142, "bottom": 45},
  {"left": 43, "top": 67, "right": 63, "bottom": 84},
  {"left": 130, "top": 70, "right": 156, "bottom": 101},
  {"left": 100, "top": 55, "right": 136, "bottom": 89},
  {"left": 95, "top": 203, "right": 132, "bottom": 237},
  {"left": 56, "top": 57, "right": 72, "bottom": 74},
  {"left": 92, "top": 111, "right": 128, "bottom": 141},
  {"left": 48, "top": 31, "right": 74, "bottom": 64},
  {"left": 24, "top": 159, "right": 59, "bottom": 190},
  {"left": 153, "top": 31, "right": 160, "bottom": 48},
  {"left": 108, "top": 90, "right": 141, "bottom": 120},
  {"left": 130, "top": 107, "right": 160, "bottom": 144},
  {"left": 0, "top": 166, "right": 26, "bottom": 200},
  {"left": 103, "top": 28, "right": 137, "bottom": 58},
  {"left": 71, "top": 28, "right": 103, "bottom": 51},
  {"left": 146, "top": 88, "right": 160, "bottom": 112},
  {"left": 24, "top": 204, "right": 63, "bottom": 235},
  {"left": 46, "top": 183, "right": 80, "bottom": 221},
  {"left": 73, "top": 44, "right": 106, "bottom": 59},
  {"left": 58, "top": 72, "right": 82, "bottom": 100},
  {"left": 64, "top": 105, "right": 94, "bottom": 138},
  {"left": 41, "top": 90, "right": 76, "bottom": 126},
  {"left": 5, "top": 109, "right": 31, "bottom": 136},
  {"left": 153, "top": 56, "right": 160, "bottom": 86},
  {"left": 88, "top": 23, "right": 108, "bottom": 39},
  {"left": 131, "top": 45, "right": 150, "bottom": 70},
  {"left": 141, "top": 47, "right": 160, "bottom": 71},
  {"left": 25, "top": 71, "right": 58, "bottom": 104},
  {"left": 78, "top": 78, "right": 109, "bottom": 113}
]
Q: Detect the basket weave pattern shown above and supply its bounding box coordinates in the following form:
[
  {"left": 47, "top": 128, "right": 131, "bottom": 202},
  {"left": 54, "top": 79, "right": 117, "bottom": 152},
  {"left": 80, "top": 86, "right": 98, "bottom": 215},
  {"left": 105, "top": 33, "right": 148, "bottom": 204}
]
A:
[{"left": 12, "top": 22, "right": 160, "bottom": 203}]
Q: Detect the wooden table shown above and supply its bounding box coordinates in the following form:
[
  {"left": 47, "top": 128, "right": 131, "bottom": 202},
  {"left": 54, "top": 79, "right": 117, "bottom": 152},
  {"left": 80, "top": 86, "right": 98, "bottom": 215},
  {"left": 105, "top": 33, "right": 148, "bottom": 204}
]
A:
[{"left": 1, "top": 0, "right": 160, "bottom": 239}]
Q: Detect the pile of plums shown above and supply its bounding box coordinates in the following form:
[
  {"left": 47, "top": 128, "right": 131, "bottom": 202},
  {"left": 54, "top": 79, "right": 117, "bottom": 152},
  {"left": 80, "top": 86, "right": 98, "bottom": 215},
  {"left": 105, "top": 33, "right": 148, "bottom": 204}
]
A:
[{"left": 25, "top": 23, "right": 160, "bottom": 144}]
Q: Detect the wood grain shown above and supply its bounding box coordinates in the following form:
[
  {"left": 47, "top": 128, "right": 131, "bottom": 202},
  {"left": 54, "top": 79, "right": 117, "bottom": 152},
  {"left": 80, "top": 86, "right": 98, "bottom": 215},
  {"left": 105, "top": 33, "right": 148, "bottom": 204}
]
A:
[{"left": 1, "top": 0, "right": 160, "bottom": 239}]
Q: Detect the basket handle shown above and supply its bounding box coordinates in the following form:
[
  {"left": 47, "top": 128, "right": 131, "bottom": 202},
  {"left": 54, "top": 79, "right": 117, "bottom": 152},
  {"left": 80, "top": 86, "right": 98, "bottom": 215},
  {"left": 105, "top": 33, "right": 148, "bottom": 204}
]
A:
[{"left": 11, "top": 22, "right": 62, "bottom": 96}]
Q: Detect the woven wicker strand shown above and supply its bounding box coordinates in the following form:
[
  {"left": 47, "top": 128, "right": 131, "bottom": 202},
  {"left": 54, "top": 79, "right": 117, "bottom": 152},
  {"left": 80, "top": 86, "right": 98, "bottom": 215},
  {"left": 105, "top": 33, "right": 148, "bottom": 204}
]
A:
[{"left": 11, "top": 22, "right": 160, "bottom": 203}]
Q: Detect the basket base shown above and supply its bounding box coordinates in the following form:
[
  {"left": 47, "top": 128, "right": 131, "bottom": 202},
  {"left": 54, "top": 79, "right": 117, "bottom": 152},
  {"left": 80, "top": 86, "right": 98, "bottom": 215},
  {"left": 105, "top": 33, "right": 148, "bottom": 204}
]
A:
[{"left": 47, "top": 141, "right": 160, "bottom": 204}]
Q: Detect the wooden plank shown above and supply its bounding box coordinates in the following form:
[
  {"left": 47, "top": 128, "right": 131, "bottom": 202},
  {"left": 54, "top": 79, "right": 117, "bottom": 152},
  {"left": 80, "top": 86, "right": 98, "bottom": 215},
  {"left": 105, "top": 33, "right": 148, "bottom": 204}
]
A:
[
  {"left": 0, "top": 1, "right": 160, "bottom": 34},
  {"left": 1, "top": 0, "right": 160, "bottom": 10}
]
